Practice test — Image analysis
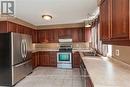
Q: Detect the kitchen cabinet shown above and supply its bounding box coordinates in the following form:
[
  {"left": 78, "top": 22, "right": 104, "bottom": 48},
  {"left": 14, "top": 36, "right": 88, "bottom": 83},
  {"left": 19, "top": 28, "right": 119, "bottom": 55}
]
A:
[
  {"left": 24, "top": 26, "right": 32, "bottom": 36},
  {"left": 53, "top": 29, "right": 59, "bottom": 42},
  {"left": 16, "top": 24, "right": 25, "bottom": 34},
  {"left": 0, "top": 21, "right": 17, "bottom": 33},
  {"left": 38, "top": 30, "right": 49, "bottom": 43},
  {"left": 80, "top": 54, "right": 94, "bottom": 87},
  {"left": 110, "top": 0, "right": 129, "bottom": 40},
  {"left": 39, "top": 52, "right": 50, "bottom": 66},
  {"left": 49, "top": 51, "right": 57, "bottom": 67},
  {"left": 84, "top": 27, "right": 91, "bottom": 42},
  {"left": 100, "top": 0, "right": 130, "bottom": 45},
  {"left": 100, "top": 0, "right": 110, "bottom": 41},
  {"left": 32, "top": 52, "right": 39, "bottom": 69},
  {"left": 72, "top": 28, "right": 86, "bottom": 42},
  {"left": 58, "top": 29, "right": 72, "bottom": 38},
  {"left": 72, "top": 29, "right": 80, "bottom": 42},
  {"left": 72, "top": 52, "right": 80, "bottom": 68},
  {"left": 86, "top": 77, "right": 94, "bottom": 87},
  {"left": 7, "top": 21, "right": 17, "bottom": 32},
  {"left": 39, "top": 51, "right": 57, "bottom": 67},
  {"left": 32, "top": 29, "right": 37, "bottom": 43},
  {"left": 48, "top": 30, "right": 55, "bottom": 43},
  {"left": 38, "top": 28, "right": 86, "bottom": 43}
]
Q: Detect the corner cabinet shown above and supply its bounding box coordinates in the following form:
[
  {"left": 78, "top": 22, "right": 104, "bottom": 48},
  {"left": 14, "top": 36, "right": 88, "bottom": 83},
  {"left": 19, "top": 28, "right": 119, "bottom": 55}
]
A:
[{"left": 100, "top": 0, "right": 130, "bottom": 45}]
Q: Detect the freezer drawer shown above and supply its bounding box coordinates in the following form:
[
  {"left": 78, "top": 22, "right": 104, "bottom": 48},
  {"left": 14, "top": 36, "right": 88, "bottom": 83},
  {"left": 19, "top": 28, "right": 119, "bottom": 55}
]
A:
[{"left": 12, "top": 60, "right": 32, "bottom": 85}]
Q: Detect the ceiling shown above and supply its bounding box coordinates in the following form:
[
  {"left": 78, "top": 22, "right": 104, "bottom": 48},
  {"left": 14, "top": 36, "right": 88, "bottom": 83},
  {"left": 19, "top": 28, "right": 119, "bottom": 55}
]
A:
[{"left": 15, "top": 0, "right": 98, "bottom": 26}]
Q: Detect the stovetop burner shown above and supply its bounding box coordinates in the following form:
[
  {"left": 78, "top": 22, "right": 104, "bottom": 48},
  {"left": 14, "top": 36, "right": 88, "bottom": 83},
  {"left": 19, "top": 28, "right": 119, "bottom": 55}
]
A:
[{"left": 59, "top": 48, "right": 72, "bottom": 52}]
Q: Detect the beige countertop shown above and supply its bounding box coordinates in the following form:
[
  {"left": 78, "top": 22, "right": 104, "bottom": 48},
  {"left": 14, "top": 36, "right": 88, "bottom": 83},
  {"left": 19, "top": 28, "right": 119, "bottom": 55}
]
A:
[
  {"left": 32, "top": 48, "right": 91, "bottom": 53},
  {"left": 32, "top": 48, "right": 59, "bottom": 53},
  {"left": 79, "top": 52, "right": 130, "bottom": 87}
]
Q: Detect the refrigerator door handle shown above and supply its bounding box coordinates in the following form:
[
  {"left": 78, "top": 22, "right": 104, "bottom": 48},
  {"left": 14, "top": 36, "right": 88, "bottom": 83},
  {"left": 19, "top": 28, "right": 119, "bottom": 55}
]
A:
[
  {"left": 20, "top": 40, "right": 24, "bottom": 58},
  {"left": 24, "top": 39, "right": 27, "bottom": 58}
]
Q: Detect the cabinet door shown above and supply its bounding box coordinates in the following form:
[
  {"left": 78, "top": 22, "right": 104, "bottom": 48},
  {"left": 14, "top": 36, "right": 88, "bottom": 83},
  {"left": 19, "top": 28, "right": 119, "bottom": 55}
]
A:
[
  {"left": 73, "top": 52, "right": 80, "bottom": 68},
  {"left": 53, "top": 29, "right": 59, "bottom": 42},
  {"left": 100, "top": 0, "right": 110, "bottom": 41},
  {"left": 86, "top": 77, "right": 94, "bottom": 87},
  {"left": 38, "top": 30, "right": 49, "bottom": 43},
  {"left": 49, "top": 52, "right": 57, "bottom": 67},
  {"left": 32, "top": 30, "right": 37, "bottom": 43},
  {"left": 32, "top": 52, "right": 39, "bottom": 69},
  {"left": 48, "top": 30, "right": 54, "bottom": 43},
  {"left": 39, "top": 52, "right": 50, "bottom": 66},
  {"left": 72, "top": 29, "right": 79, "bottom": 42},
  {"left": 58, "top": 29, "right": 65, "bottom": 38},
  {"left": 7, "top": 22, "right": 17, "bottom": 32},
  {"left": 0, "top": 21, "right": 8, "bottom": 33},
  {"left": 84, "top": 28, "right": 91, "bottom": 42},
  {"left": 24, "top": 26, "right": 32, "bottom": 36},
  {"left": 78, "top": 28, "right": 84, "bottom": 42},
  {"left": 38, "top": 30, "right": 45, "bottom": 43},
  {"left": 39, "top": 52, "right": 44, "bottom": 66},
  {"left": 110, "top": 0, "right": 129, "bottom": 40},
  {"left": 16, "top": 24, "right": 24, "bottom": 34}
]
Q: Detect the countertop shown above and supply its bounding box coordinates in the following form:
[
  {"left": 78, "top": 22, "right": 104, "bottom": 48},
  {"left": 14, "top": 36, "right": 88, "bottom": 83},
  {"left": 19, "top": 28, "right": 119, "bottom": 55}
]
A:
[
  {"left": 79, "top": 52, "right": 130, "bottom": 87},
  {"left": 32, "top": 48, "right": 92, "bottom": 53}
]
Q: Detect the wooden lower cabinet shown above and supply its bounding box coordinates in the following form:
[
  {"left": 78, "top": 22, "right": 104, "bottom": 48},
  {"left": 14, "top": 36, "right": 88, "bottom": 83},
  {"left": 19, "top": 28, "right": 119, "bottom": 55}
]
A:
[
  {"left": 39, "top": 51, "right": 57, "bottom": 67},
  {"left": 49, "top": 52, "right": 57, "bottom": 66},
  {"left": 86, "top": 77, "right": 94, "bottom": 87},
  {"left": 73, "top": 52, "right": 80, "bottom": 68},
  {"left": 32, "top": 52, "right": 39, "bottom": 69}
]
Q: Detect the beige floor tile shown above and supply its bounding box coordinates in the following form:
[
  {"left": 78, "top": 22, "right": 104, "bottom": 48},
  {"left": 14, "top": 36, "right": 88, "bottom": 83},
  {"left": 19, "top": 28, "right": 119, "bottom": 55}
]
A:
[{"left": 15, "top": 67, "right": 81, "bottom": 87}]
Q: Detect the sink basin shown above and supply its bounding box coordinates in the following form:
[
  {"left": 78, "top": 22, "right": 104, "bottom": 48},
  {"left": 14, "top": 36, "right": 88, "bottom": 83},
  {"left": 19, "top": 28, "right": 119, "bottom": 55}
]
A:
[{"left": 83, "top": 52, "right": 97, "bottom": 56}]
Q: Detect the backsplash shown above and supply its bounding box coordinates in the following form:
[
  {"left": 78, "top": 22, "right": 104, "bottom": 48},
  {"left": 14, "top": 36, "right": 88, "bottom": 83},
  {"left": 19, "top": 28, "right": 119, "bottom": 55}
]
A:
[
  {"left": 112, "top": 45, "right": 130, "bottom": 65},
  {"left": 33, "top": 42, "right": 90, "bottom": 51}
]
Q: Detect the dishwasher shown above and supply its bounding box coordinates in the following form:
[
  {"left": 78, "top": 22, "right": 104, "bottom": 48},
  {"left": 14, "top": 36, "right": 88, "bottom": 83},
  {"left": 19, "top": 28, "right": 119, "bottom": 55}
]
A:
[{"left": 80, "top": 59, "right": 89, "bottom": 87}]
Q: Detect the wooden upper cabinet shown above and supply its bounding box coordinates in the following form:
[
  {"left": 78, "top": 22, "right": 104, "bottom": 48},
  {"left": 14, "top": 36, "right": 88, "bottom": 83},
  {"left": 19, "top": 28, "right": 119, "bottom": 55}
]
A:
[
  {"left": 0, "top": 21, "right": 17, "bottom": 33},
  {"left": 100, "top": 0, "right": 110, "bottom": 41},
  {"left": 72, "top": 28, "right": 84, "bottom": 42},
  {"left": 84, "top": 28, "right": 91, "bottom": 42},
  {"left": 100, "top": 0, "right": 130, "bottom": 44},
  {"left": 0, "top": 21, "right": 8, "bottom": 33},
  {"left": 37, "top": 28, "right": 86, "bottom": 43},
  {"left": 16, "top": 24, "right": 25, "bottom": 34},
  {"left": 32, "top": 30, "right": 37, "bottom": 43},
  {"left": 38, "top": 30, "right": 49, "bottom": 43},
  {"left": 72, "top": 29, "right": 79, "bottom": 42},
  {"left": 53, "top": 29, "right": 59, "bottom": 42},
  {"left": 7, "top": 22, "right": 17, "bottom": 32},
  {"left": 110, "top": 0, "right": 129, "bottom": 40},
  {"left": 24, "top": 26, "right": 32, "bottom": 36}
]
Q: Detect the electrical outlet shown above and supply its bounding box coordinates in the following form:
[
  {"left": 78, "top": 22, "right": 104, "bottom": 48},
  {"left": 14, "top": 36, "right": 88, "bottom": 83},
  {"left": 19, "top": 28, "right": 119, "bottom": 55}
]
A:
[{"left": 115, "top": 49, "right": 120, "bottom": 56}]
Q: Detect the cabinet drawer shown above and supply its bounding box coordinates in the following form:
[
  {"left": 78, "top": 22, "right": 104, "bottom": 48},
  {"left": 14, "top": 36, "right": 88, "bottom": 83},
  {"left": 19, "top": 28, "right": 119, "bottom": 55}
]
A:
[{"left": 12, "top": 60, "right": 32, "bottom": 85}]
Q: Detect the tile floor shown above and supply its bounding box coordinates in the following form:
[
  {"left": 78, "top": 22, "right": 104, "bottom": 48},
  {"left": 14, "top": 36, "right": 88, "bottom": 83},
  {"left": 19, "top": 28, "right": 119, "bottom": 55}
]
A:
[{"left": 15, "top": 67, "right": 82, "bottom": 87}]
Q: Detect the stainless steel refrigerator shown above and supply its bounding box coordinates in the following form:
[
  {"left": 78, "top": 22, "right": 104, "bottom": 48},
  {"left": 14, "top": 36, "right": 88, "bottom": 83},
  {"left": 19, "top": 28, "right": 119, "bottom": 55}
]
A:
[{"left": 0, "top": 32, "right": 32, "bottom": 86}]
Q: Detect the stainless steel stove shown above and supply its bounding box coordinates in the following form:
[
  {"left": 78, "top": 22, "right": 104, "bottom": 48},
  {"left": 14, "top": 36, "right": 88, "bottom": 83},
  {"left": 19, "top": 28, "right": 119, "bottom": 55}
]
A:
[{"left": 57, "top": 38, "right": 72, "bottom": 69}]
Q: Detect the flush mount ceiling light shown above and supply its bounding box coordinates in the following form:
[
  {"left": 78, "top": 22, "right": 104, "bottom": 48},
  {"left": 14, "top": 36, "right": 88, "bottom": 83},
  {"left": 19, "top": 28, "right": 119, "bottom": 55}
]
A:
[{"left": 42, "top": 15, "right": 52, "bottom": 20}]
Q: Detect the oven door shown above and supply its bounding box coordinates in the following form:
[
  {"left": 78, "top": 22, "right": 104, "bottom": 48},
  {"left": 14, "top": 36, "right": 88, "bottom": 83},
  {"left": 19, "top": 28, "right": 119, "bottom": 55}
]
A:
[{"left": 57, "top": 52, "right": 72, "bottom": 64}]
